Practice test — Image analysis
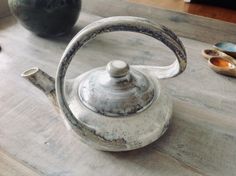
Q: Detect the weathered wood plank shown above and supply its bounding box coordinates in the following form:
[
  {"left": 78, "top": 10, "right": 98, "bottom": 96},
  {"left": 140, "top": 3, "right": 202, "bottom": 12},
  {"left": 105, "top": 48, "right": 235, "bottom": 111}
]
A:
[
  {"left": 0, "top": 11, "right": 236, "bottom": 176},
  {"left": 0, "top": 148, "right": 41, "bottom": 176},
  {"left": 82, "top": 0, "right": 236, "bottom": 44}
]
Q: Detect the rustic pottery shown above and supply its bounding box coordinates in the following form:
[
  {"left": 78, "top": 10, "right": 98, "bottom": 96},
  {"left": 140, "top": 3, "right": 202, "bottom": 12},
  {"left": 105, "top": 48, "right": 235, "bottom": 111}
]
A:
[
  {"left": 201, "top": 49, "right": 227, "bottom": 60},
  {"left": 213, "top": 42, "right": 236, "bottom": 58},
  {"left": 8, "top": 0, "right": 81, "bottom": 37},
  {"left": 201, "top": 49, "right": 236, "bottom": 77},
  {"left": 22, "top": 16, "right": 187, "bottom": 151},
  {"left": 208, "top": 57, "right": 236, "bottom": 77}
]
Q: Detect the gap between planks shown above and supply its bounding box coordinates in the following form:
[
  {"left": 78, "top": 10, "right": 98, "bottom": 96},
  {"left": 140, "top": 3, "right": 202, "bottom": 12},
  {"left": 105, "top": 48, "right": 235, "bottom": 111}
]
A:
[{"left": 0, "top": 148, "right": 42, "bottom": 176}]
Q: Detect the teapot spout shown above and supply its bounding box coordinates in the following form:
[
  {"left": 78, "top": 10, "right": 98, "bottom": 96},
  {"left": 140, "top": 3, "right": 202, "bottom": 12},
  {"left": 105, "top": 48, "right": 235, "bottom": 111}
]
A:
[{"left": 21, "top": 67, "right": 58, "bottom": 110}]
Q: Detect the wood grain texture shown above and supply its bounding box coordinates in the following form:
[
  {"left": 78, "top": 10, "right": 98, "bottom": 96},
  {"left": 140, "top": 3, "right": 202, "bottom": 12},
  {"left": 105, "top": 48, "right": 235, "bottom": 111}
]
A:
[
  {"left": 129, "top": 0, "right": 236, "bottom": 24},
  {"left": 82, "top": 0, "right": 236, "bottom": 44},
  {"left": 0, "top": 148, "right": 41, "bottom": 176},
  {"left": 0, "top": 8, "right": 236, "bottom": 176}
]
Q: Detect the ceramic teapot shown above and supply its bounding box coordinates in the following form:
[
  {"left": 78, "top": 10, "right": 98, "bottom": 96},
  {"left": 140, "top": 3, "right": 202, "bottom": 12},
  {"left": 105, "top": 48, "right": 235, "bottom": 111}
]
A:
[{"left": 22, "top": 16, "right": 187, "bottom": 151}]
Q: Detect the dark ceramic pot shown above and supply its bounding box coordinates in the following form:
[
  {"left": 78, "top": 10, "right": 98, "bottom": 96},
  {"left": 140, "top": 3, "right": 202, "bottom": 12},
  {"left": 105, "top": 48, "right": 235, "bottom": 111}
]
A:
[{"left": 8, "top": 0, "right": 81, "bottom": 37}]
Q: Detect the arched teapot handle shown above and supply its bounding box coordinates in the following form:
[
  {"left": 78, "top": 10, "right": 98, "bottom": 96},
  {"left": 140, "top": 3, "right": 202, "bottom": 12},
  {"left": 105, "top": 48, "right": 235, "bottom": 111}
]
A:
[{"left": 56, "top": 16, "right": 187, "bottom": 135}]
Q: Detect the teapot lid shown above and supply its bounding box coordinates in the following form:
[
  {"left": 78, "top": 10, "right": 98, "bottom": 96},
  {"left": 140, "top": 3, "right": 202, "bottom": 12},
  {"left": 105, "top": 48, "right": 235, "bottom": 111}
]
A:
[{"left": 78, "top": 60, "right": 156, "bottom": 117}]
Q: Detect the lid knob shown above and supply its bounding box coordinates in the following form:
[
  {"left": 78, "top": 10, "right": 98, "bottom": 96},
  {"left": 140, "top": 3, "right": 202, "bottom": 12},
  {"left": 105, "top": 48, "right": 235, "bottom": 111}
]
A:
[{"left": 106, "top": 60, "right": 130, "bottom": 78}]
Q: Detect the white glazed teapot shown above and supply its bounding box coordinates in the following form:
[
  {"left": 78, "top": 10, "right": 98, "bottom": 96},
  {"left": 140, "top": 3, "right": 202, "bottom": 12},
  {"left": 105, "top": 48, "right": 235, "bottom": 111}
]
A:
[{"left": 22, "top": 16, "right": 187, "bottom": 151}]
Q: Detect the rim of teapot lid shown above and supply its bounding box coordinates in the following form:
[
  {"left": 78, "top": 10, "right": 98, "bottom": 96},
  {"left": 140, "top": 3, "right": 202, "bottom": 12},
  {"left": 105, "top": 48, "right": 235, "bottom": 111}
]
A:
[{"left": 78, "top": 60, "right": 156, "bottom": 117}]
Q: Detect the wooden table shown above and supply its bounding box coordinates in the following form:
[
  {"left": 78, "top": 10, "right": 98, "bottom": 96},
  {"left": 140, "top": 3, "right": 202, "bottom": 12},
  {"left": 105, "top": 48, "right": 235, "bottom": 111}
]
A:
[
  {"left": 0, "top": 0, "right": 236, "bottom": 175},
  {"left": 129, "top": 0, "right": 236, "bottom": 24}
]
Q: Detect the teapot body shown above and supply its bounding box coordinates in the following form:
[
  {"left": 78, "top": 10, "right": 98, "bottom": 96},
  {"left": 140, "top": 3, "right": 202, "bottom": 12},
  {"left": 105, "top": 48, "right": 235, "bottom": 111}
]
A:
[{"left": 65, "top": 67, "right": 172, "bottom": 151}]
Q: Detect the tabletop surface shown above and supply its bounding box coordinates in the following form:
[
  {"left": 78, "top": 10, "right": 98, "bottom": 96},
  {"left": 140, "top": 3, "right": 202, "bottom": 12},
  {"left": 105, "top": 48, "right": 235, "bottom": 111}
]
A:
[
  {"left": 129, "top": 0, "right": 236, "bottom": 23},
  {"left": 0, "top": 1, "right": 236, "bottom": 176}
]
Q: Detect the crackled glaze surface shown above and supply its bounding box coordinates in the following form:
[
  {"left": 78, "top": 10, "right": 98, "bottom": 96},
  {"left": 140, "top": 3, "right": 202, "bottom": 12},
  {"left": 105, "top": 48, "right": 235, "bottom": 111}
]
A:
[
  {"left": 54, "top": 16, "right": 187, "bottom": 151},
  {"left": 68, "top": 70, "right": 172, "bottom": 151},
  {"left": 78, "top": 61, "right": 156, "bottom": 117}
]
